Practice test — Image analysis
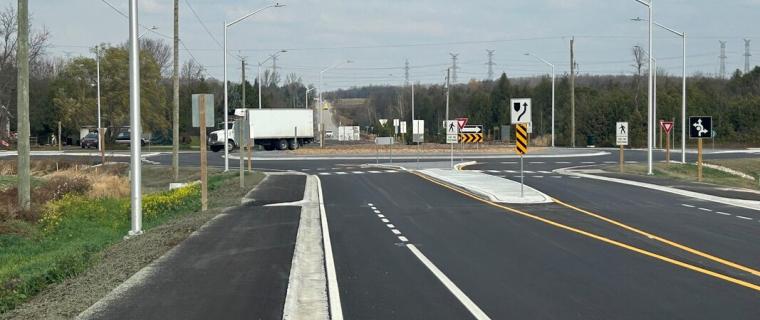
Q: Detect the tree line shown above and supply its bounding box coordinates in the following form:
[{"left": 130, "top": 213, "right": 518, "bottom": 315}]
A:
[{"left": 330, "top": 67, "right": 760, "bottom": 147}]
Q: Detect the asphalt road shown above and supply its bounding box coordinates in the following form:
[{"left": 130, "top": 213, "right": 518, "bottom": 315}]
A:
[
  {"left": 20, "top": 147, "right": 760, "bottom": 318},
  {"left": 320, "top": 171, "right": 760, "bottom": 319}
]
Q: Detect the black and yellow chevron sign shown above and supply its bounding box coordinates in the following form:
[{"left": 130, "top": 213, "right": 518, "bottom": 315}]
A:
[
  {"left": 458, "top": 133, "right": 483, "bottom": 143},
  {"left": 515, "top": 123, "right": 528, "bottom": 155}
]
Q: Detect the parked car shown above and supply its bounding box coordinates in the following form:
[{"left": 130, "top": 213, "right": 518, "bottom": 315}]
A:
[
  {"left": 80, "top": 132, "right": 99, "bottom": 149},
  {"left": 115, "top": 131, "right": 147, "bottom": 146}
]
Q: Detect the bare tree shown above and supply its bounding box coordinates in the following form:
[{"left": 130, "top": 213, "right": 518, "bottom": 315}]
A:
[
  {"left": 0, "top": 4, "right": 49, "bottom": 113},
  {"left": 181, "top": 59, "right": 204, "bottom": 83},
  {"left": 631, "top": 45, "right": 646, "bottom": 112},
  {"left": 140, "top": 38, "right": 172, "bottom": 77}
]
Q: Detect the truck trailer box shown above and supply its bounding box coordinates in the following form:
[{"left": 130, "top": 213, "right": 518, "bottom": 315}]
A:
[{"left": 248, "top": 109, "right": 314, "bottom": 139}]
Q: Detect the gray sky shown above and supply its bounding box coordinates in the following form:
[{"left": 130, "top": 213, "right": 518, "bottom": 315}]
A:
[{"left": 13, "top": 0, "right": 760, "bottom": 89}]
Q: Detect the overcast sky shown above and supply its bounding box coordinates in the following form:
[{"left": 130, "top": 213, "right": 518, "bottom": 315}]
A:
[{"left": 11, "top": 0, "right": 760, "bottom": 89}]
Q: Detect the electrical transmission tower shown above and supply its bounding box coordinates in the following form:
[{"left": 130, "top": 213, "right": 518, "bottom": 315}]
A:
[
  {"left": 449, "top": 53, "right": 459, "bottom": 83},
  {"left": 719, "top": 41, "right": 727, "bottom": 78},
  {"left": 270, "top": 54, "right": 278, "bottom": 85},
  {"left": 486, "top": 49, "right": 495, "bottom": 80},
  {"left": 745, "top": 39, "right": 752, "bottom": 73},
  {"left": 404, "top": 59, "right": 410, "bottom": 84}
]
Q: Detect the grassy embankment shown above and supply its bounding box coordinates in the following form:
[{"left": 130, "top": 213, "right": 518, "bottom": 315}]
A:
[{"left": 610, "top": 158, "right": 760, "bottom": 190}]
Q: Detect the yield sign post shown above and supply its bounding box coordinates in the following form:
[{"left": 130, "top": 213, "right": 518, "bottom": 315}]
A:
[{"left": 660, "top": 121, "right": 674, "bottom": 164}]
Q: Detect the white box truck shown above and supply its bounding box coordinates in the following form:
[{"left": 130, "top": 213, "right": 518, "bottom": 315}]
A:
[{"left": 208, "top": 108, "right": 315, "bottom": 152}]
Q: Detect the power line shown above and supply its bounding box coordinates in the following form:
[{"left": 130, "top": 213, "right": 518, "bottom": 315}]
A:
[{"left": 183, "top": 0, "right": 224, "bottom": 50}]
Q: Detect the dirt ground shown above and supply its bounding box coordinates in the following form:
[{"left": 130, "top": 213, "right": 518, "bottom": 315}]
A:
[{"left": 295, "top": 143, "right": 546, "bottom": 155}]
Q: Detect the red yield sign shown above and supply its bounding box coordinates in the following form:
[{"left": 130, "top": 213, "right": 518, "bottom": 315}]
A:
[
  {"left": 456, "top": 118, "right": 468, "bottom": 130},
  {"left": 660, "top": 121, "right": 674, "bottom": 134}
]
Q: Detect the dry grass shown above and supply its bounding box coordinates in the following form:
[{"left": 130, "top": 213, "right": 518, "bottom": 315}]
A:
[{"left": 295, "top": 143, "right": 547, "bottom": 155}]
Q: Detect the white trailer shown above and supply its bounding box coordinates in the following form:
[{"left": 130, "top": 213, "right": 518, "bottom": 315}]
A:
[{"left": 208, "top": 108, "right": 315, "bottom": 152}]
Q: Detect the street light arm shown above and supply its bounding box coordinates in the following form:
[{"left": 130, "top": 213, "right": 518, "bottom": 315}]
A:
[
  {"left": 654, "top": 22, "right": 684, "bottom": 37},
  {"left": 226, "top": 3, "right": 284, "bottom": 28},
  {"left": 525, "top": 53, "right": 554, "bottom": 68},
  {"left": 634, "top": 0, "right": 651, "bottom": 7}
]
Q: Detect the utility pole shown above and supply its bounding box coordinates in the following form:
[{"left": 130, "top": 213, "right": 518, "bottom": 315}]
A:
[
  {"left": 128, "top": 0, "right": 143, "bottom": 236},
  {"left": 449, "top": 53, "right": 459, "bottom": 83},
  {"left": 486, "top": 49, "right": 495, "bottom": 80},
  {"left": 570, "top": 37, "right": 576, "bottom": 147},
  {"left": 172, "top": 0, "right": 180, "bottom": 181},
  {"left": 719, "top": 40, "right": 727, "bottom": 79},
  {"left": 745, "top": 39, "right": 752, "bottom": 74},
  {"left": 16, "top": 0, "right": 30, "bottom": 211},
  {"left": 241, "top": 57, "right": 247, "bottom": 107},
  {"left": 404, "top": 59, "right": 410, "bottom": 84}
]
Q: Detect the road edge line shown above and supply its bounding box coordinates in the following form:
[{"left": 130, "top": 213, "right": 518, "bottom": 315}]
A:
[
  {"left": 555, "top": 167, "right": 760, "bottom": 211},
  {"left": 315, "top": 176, "right": 344, "bottom": 320},
  {"left": 406, "top": 244, "right": 491, "bottom": 320}
]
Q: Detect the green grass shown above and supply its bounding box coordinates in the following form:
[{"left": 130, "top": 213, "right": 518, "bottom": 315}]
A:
[
  {"left": 707, "top": 158, "right": 760, "bottom": 180},
  {"left": 613, "top": 162, "right": 758, "bottom": 190},
  {"left": 0, "top": 171, "right": 263, "bottom": 314}
]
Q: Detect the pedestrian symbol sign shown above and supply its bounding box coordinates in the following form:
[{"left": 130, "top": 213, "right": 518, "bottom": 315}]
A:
[
  {"left": 616, "top": 122, "right": 628, "bottom": 146},
  {"left": 446, "top": 120, "right": 458, "bottom": 144}
]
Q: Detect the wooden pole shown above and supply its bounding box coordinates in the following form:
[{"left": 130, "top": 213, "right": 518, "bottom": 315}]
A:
[
  {"left": 697, "top": 138, "right": 703, "bottom": 182},
  {"left": 199, "top": 95, "right": 208, "bottom": 211},
  {"left": 665, "top": 131, "right": 671, "bottom": 164},
  {"left": 620, "top": 145, "right": 624, "bottom": 173},
  {"left": 239, "top": 119, "right": 244, "bottom": 189},
  {"left": 58, "top": 121, "right": 62, "bottom": 151}
]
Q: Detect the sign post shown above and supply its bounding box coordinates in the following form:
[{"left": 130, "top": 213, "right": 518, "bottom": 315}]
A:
[
  {"left": 515, "top": 123, "right": 529, "bottom": 197},
  {"left": 616, "top": 122, "right": 629, "bottom": 172},
  {"left": 660, "top": 121, "right": 674, "bottom": 164},
  {"left": 192, "top": 94, "right": 214, "bottom": 211},
  {"left": 689, "top": 116, "right": 712, "bottom": 182},
  {"left": 446, "top": 120, "right": 458, "bottom": 167}
]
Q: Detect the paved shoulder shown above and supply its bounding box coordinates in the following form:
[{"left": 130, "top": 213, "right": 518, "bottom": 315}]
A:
[{"left": 80, "top": 175, "right": 307, "bottom": 320}]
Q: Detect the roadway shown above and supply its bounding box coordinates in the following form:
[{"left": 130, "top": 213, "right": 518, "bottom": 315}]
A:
[{"left": 12, "top": 147, "right": 760, "bottom": 318}]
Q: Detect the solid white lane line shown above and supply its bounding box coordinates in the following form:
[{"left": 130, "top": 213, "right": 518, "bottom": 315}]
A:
[
  {"left": 737, "top": 216, "right": 753, "bottom": 220},
  {"left": 381, "top": 218, "right": 389, "bottom": 223},
  {"left": 318, "top": 172, "right": 331, "bottom": 176},
  {"left": 487, "top": 170, "right": 501, "bottom": 173},
  {"left": 377, "top": 214, "right": 385, "bottom": 218},
  {"left": 717, "top": 212, "right": 732, "bottom": 216},
  {"left": 398, "top": 236, "right": 409, "bottom": 242},
  {"left": 374, "top": 210, "right": 381, "bottom": 213},
  {"left": 698, "top": 208, "right": 713, "bottom": 212},
  {"left": 530, "top": 161, "right": 545, "bottom": 164},
  {"left": 406, "top": 245, "right": 491, "bottom": 320},
  {"left": 367, "top": 203, "right": 373, "bottom": 206},
  {"left": 681, "top": 204, "right": 695, "bottom": 208},
  {"left": 315, "top": 176, "right": 343, "bottom": 319},
  {"left": 387, "top": 224, "right": 395, "bottom": 228},
  {"left": 352, "top": 171, "right": 365, "bottom": 174},
  {"left": 368, "top": 171, "right": 382, "bottom": 174},
  {"left": 391, "top": 229, "right": 402, "bottom": 235},
  {"left": 556, "top": 161, "right": 571, "bottom": 164}
]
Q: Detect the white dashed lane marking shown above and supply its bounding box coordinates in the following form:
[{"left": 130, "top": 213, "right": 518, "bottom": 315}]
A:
[
  {"left": 698, "top": 208, "right": 713, "bottom": 212},
  {"left": 681, "top": 204, "right": 695, "bottom": 208},
  {"left": 737, "top": 216, "right": 753, "bottom": 220},
  {"left": 717, "top": 212, "right": 732, "bottom": 216}
]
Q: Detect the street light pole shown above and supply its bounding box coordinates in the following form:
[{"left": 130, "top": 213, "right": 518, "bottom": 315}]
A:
[
  {"left": 96, "top": 46, "right": 102, "bottom": 154},
  {"left": 319, "top": 60, "right": 352, "bottom": 148},
  {"left": 306, "top": 87, "right": 314, "bottom": 109},
  {"left": 224, "top": 3, "right": 283, "bottom": 171},
  {"left": 128, "top": 0, "right": 142, "bottom": 237},
  {"left": 653, "top": 22, "right": 687, "bottom": 163},
  {"left": 635, "top": 0, "right": 654, "bottom": 175},
  {"left": 525, "top": 53, "right": 555, "bottom": 147}
]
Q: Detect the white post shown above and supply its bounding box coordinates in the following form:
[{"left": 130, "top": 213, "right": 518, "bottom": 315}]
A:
[
  {"left": 128, "top": 0, "right": 142, "bottom": 236},
  {"left": 446, "top": 68, "right": 451, "bottom": 168},
  {"left": 96, "top": 46, "right": 102, "bottom": 152},
  {"left": 681, "top": 34, "right": 687, "bottom": 163},
  {"left": 647, "top": 1, "right": 653, "bottom": 175},
  {"left": 551, "top": 65, "right": 555, "bottom": 148},
  {"left": 223, "top": 22, "right": 229, "bottom": 171},
  {"left": 653, "top": 58, "right": 657, "bottom": 149},
  {"left": 319, "top": 72, "right": 324, "bottom": 148}
]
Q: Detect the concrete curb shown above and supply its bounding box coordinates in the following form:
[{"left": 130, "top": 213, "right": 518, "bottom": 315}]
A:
[
  {"left": 555, "top": 167, "right": 760, "bottom": 211},
  {"left": 417, "top": 168, "right": 553, "bottom": 204},
  {"left": 225, "top": 151, "right": 611, "bottom": 161}
]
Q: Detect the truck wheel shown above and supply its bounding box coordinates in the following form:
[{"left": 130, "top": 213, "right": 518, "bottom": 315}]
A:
[
  {"left": 227, "top": 140, "right": 235, "bottom": 153},
  {"left": 288, "top": 139, "right": 299, "bottom": 150},
  {"left": 277, "top": 139, "right": 289, "bottom": 151}
]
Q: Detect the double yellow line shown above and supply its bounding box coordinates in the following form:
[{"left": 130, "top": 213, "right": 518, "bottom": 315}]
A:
[{"left": 413, "top": 172, "right": 760, "bottom": 293}]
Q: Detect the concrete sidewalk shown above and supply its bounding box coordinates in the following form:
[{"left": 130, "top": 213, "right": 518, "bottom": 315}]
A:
[{"left": 418, "top": 168, "right": 553, "bottom": 204}]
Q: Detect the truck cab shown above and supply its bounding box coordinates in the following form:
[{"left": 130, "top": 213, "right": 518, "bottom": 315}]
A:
[{"left": 208, "top": 122, "right": 235, "bottom": 152}]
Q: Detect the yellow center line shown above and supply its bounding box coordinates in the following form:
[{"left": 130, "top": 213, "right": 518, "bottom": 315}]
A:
[
  {"left": 552, "top": 198, "right": 760, "bottom": 278},
  {"left": 413, "top": 172, "right": 760, "bottom": 293}
]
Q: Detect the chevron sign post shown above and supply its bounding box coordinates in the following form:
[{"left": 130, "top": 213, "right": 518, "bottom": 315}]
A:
[{"left": 515, "top": 123, "right": 529, "bottom": 197}]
